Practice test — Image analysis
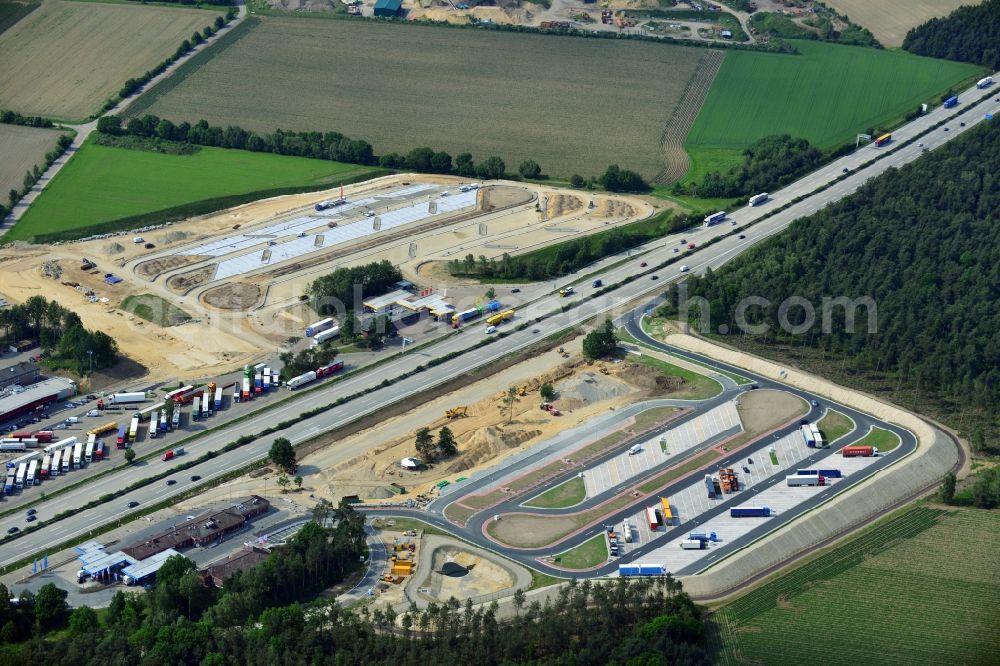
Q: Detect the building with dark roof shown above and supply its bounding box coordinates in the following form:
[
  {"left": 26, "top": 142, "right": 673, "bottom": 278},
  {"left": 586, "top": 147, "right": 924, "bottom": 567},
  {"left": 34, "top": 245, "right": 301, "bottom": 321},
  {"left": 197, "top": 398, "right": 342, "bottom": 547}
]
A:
[
  {"left": 0, "top": 362, "right": 40, "bottom": 390},
  {"left": 374, "top": 0, "right": 402, "bottom": 17},
  {"left": 201, "top": 547, "right": 270, "bottom": 588},
  {"left": 121, "top": 496, "right": 270, "bottom": 561}
]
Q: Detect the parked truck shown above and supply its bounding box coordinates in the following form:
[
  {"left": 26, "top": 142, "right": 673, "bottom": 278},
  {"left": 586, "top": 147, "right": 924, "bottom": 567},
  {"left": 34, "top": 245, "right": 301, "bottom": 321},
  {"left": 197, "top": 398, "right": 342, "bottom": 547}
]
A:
[
  {"left": 786, "top": 474, "right": 826, "bottom": 487},
  {"left": 202, "top": 388, "right": 212, "bottom": 417},
  {"left": 485, "top": 309, "right": 515, "bottom": 326},
  {"left": 116, "top": 425, "right": 128, "bottom": 448},
  {"left": 40, "top": 454, "right": 51, "bottom": 478},
  {"left": 85, "top": 434, "right": 96, "bottom": 463},
  {"left": 977, "top": 76, "right": 993, "bottom": 89},
  {"left": 213, "top": 386, "right": 223, "bottom": 411},
  {"left": 288, "top": 371, "right": 317, "bottom": 390},
  {"left": 165, "top": 385, "right": 199, "bottom": 404},
  {"left": 128, "top": 415, "right": 139, "bottom": 442},
  {"left": 317, "top": 360, "right": 344, "bottom": 377},
  {"left": 50, "top": 450, "right": 61, "bottom": 476},
  {"left": 171, "top": 408, "right": 180, "bottom": 430},
  {"left": 705, "top": 474, "right": 717, "bottom": 500},
  {"left": 241, "top": 378, "right": 251, "bottom": 402},
  {"left": 72, "top": 441, "right": 83, "bottom": 469},
  {"left": 0, "top": 442, "right": 25, "bottom": 453},
  {"left": 192, "top": 396, "right": 201, "bottom": 420},
  {"left": 159, "top": 410, "right": 169, "bottom": 434},
  {"left": 161, "top": 447, "right": 184, "bottom": 461},
  {"left": 312, "top": 327, "right": 340, "bottom": 345},
  {"left": 306, "top": 318, "right": 335, "bottom": 337},
  {"left": 622, "top": 518, "right": 633, "bottom": 543},
  {"left": 15, "top": 462, "right": 27, "bottom": 489},
  {"left": 94, "top": 441, "right": 104, "bottom": 461},
  {"left": 26, "top": 459, "right": 38, "bottom": 486},
  {"left": 841, "top": 445, "right": 877, "bottom": 457},
  {"left": 98, "top": 392, "right": 146, "bottom": 409},
  {"left": 730, "top": 506, "right": 771, "bottom": 518},
  {"left": 681, "top": 539, "right": 706, "bottom": 550},
  {"left": 33, "top": 431, "right": 53, "bottom": 444},
  {"left": 88, "top": 421, "right": 118, "bottom": 437}
]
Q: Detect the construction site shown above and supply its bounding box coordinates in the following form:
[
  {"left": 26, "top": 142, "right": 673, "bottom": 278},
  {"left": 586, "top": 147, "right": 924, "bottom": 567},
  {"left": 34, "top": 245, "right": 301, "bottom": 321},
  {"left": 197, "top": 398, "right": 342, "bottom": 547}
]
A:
[{"left": 0, "top": 174, "right": 654, "bottom": 382}]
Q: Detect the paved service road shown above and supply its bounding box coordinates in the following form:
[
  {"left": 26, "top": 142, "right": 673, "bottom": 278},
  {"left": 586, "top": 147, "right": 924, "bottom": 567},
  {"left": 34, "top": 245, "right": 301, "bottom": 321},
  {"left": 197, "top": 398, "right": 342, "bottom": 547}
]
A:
[
  {"left": 1, "top": 75, "right": 995, "bottom": 568},
  {"left": 361, "top": 310, "right": 917, "bottom": 578}
]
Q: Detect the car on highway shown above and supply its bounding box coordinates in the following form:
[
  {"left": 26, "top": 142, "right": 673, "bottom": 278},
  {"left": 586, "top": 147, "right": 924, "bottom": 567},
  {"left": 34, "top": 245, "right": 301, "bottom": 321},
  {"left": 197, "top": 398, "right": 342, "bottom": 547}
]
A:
[
  {"left": 739, "top": 234, "right": 746, "bottom": 239},
  {"left": 166, "top": 479, "right": 176, "bottom": 486},
  {"left": 679, "top": 239, "right": 686, "bottom": 244},
  {"left": 127, "top": 501, "right": 139, "bottom": 508},
  {"left": 650, "top": 275, "right": 659, "bottom": 280},
  {"left": 842, "top": 167, "right": 849, "bottom": 173},
  {"left": 592, "top": 279, "right": 602, "bottom": 288},
  {"left": 960, "top": 122, "right": 966, "bottom": 127},
  {"left": 6, "top": 527, "right": 18, "bottom": 535},
  {"left": 639, "top": 262, "right": 648, "bottom": 267},
  {"left": 190, "top": 475, "right": 201, "bottom": 482},
  {"left": 485, "top": 325, "right": 497, "bottom": 334},
  {"left": 944, "top": 127, "right": 949, "bottom": 131},
  {"left": 687, "top": 243, "right": 696, "bottom": 249},
  {"left": 144, "top": 243, "right": 155, "bottom": 249},
  {"left": 672, "top": 247, "right": 679, "bottom": 253},
  {"left": 679, "top": 265, "right": 690, "bottom": 273},
  {"left": 25, "top": 515, "right": 36, "bottom": 523},
  {"left": 510, "top": 288, "right": 520, "bottom": 293},
  {"left": 26, "top": 509, "right": 36, "bottom": 516},
  {"left": 918, "top": 143, "right": 923, "bottom": 147}
]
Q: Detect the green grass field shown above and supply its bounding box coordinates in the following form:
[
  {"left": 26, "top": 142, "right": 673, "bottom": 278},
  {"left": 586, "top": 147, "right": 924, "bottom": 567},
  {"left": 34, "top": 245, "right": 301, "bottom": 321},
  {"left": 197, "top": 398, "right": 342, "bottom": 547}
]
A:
[
  {"left": 684, "top": 40, "right": 982, "bottom": 180},
  {"left": 817, "top": 409, "right": 854, "bottom": 443},
  {"left": 554, "top": 534, "right": 608, "bottom": 570},
  {"left": 10, "top": 139, "right": 378, "bottom": 242},
  {"left": 524, "top": 477, "right": 586, "bottom": 509},
  {"left": 856, "top": 426, "right": 901, "bottom": 452},
  {"left": 711, "top": 507, "right": 1000, "bottom": 665}
]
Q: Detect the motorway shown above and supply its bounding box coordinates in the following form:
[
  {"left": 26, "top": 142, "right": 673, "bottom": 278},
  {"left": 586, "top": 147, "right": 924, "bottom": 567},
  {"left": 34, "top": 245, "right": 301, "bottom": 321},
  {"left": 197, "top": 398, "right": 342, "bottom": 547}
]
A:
[
  {"left": 359, "top": 311, "right": 917, "bottom": 578},
  {"left": 0, "top": 76, "right": 996, "bottom": 569}
]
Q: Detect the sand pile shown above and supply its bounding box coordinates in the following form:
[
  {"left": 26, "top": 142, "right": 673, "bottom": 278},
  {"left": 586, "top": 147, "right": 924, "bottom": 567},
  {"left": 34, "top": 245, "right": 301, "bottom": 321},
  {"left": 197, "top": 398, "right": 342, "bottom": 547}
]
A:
[
  {"left": 105, "top": 242, "right": 124, "bottom": 255},
  {"left": 453, "top": 426, "right": 542, "bottom": 471}
]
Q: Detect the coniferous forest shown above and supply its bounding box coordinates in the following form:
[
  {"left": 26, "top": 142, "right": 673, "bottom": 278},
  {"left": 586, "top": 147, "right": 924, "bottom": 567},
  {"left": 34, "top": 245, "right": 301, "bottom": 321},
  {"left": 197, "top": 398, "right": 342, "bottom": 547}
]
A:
[{"left": 661, "top": 117, "right": 1000, "bottom": 451}]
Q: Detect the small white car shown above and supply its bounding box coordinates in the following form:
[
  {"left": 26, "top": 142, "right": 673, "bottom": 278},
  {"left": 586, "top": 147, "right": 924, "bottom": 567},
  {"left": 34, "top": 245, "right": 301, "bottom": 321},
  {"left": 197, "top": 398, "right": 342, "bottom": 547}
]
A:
[
  {"left": 680, "top": 265, "right": 690, "bottom": 273},
  {"left": 485, "top": 325, "right": 497, "bottom": 334},
  {"left": 364, "top": 210, "right": 375, "bottom": 217}
]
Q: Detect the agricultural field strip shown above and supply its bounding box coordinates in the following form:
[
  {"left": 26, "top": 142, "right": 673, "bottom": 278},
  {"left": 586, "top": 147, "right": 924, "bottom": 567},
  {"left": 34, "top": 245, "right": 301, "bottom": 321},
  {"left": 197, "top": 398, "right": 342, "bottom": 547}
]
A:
[
  {"left": 212, "top": 189, "right": 477, "bottom": 279},
  {"left": 713, "top": 508, "right": 999, "bottom": 665},
  {"left": 584, "top": 402, "right": 740, "bottom": 497},
  {"left": 628, "top": 439, "right": 883, "bottom": 572},
  {"left": 133, "top": 17, "right": 704, "bottom": 178}
]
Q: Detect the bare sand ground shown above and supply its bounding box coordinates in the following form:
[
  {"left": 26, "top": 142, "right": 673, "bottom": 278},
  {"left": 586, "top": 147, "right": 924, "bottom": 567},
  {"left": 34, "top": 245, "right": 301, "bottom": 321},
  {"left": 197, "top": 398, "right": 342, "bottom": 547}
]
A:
[{"left": 0, "top": 174, "right": 657, "bottom": 382}]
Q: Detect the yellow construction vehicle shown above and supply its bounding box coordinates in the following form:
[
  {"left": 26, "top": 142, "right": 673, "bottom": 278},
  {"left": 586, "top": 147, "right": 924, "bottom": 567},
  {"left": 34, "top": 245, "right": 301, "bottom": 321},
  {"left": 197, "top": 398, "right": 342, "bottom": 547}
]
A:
[
  {"left": 445, "top": 406, "right": 468, "bottom": 419},
  {"left": 599, "top": 365, "right": 609, "bottom": 375}
]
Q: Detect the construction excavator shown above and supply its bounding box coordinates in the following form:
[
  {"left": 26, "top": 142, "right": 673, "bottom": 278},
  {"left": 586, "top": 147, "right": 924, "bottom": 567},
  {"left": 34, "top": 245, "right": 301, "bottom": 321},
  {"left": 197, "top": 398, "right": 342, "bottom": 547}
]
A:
[{"left": 445, "top": 406, "right": 468, "bottom": 419}]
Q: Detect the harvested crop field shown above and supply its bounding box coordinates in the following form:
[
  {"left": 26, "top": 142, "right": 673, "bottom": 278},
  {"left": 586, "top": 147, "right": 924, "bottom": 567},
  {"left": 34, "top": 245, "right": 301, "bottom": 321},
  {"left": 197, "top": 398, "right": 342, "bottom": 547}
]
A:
[
  {"left": 130, "top": 17, "right": 712, "bottom": 178},
  {"left": 0, "top": 0, "right": 223, "bottom": 120},
  {"left": 824, "top": 0, "right": 980, "bottom": 47},
  {"left": 0, "top": 123, "right": 64, "bottom": 204}
]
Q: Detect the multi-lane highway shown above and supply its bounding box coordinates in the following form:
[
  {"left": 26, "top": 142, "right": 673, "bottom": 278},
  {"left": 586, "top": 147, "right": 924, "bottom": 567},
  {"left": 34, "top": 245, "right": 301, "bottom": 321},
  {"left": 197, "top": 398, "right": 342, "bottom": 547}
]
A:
[{"left": 1, "top": 74, "right": 995, "bottom": 568}]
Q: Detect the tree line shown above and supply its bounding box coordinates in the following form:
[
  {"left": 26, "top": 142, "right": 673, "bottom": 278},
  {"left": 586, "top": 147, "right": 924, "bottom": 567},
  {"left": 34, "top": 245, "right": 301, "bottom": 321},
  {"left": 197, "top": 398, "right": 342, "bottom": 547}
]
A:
[
  {"left": 659, "top": 117, "right": 1000, "bottom": 451},
  {"left": 448, "top": 208, "right": 701, "bottom": 280},
  {"left": 903, "top": 0, "right": 1000, "bottom": 70},
  {"left": 4, "top": 133, "right": 72, "bottom": 221},
  {"left": 0, "top": 560, "right": 709, "bottom": 664},
  {"left": 0, "top": 110, "right": 54, "bottom": 129},
  {"left": 0, "top": 296, "right": 118, "bottom": 375},
  {"left": 308, "top": 260, "right": 402, "bottom": 315},
  {"left": 675, "top": 134, "right": 822, "bottom": 198}
]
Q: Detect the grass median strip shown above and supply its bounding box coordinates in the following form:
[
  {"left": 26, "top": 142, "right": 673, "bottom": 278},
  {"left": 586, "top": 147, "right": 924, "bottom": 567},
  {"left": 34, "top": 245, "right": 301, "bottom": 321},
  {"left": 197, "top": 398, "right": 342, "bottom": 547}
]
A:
[
  {"left": 553, "top": 534, "right": 608, "bottom": 570},
  {"left": 817, "top": 409, "right": 854, "bottom": 443},
  {"left": 857, "top": 426, "right": 901, "bottom": 453},
  {"left": 524, "top": 477, "right": 586, "bottom": 509}
]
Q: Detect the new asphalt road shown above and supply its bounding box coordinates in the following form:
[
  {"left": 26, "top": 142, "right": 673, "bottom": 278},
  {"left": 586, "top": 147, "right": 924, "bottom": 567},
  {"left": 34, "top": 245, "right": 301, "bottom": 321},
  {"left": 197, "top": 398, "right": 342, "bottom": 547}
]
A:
[
  {"left": 1, "top": 75, "right": 995, "bottom": 569},
  {"left": 360, "top": 308, "right": 917, "bottom": 578}
]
